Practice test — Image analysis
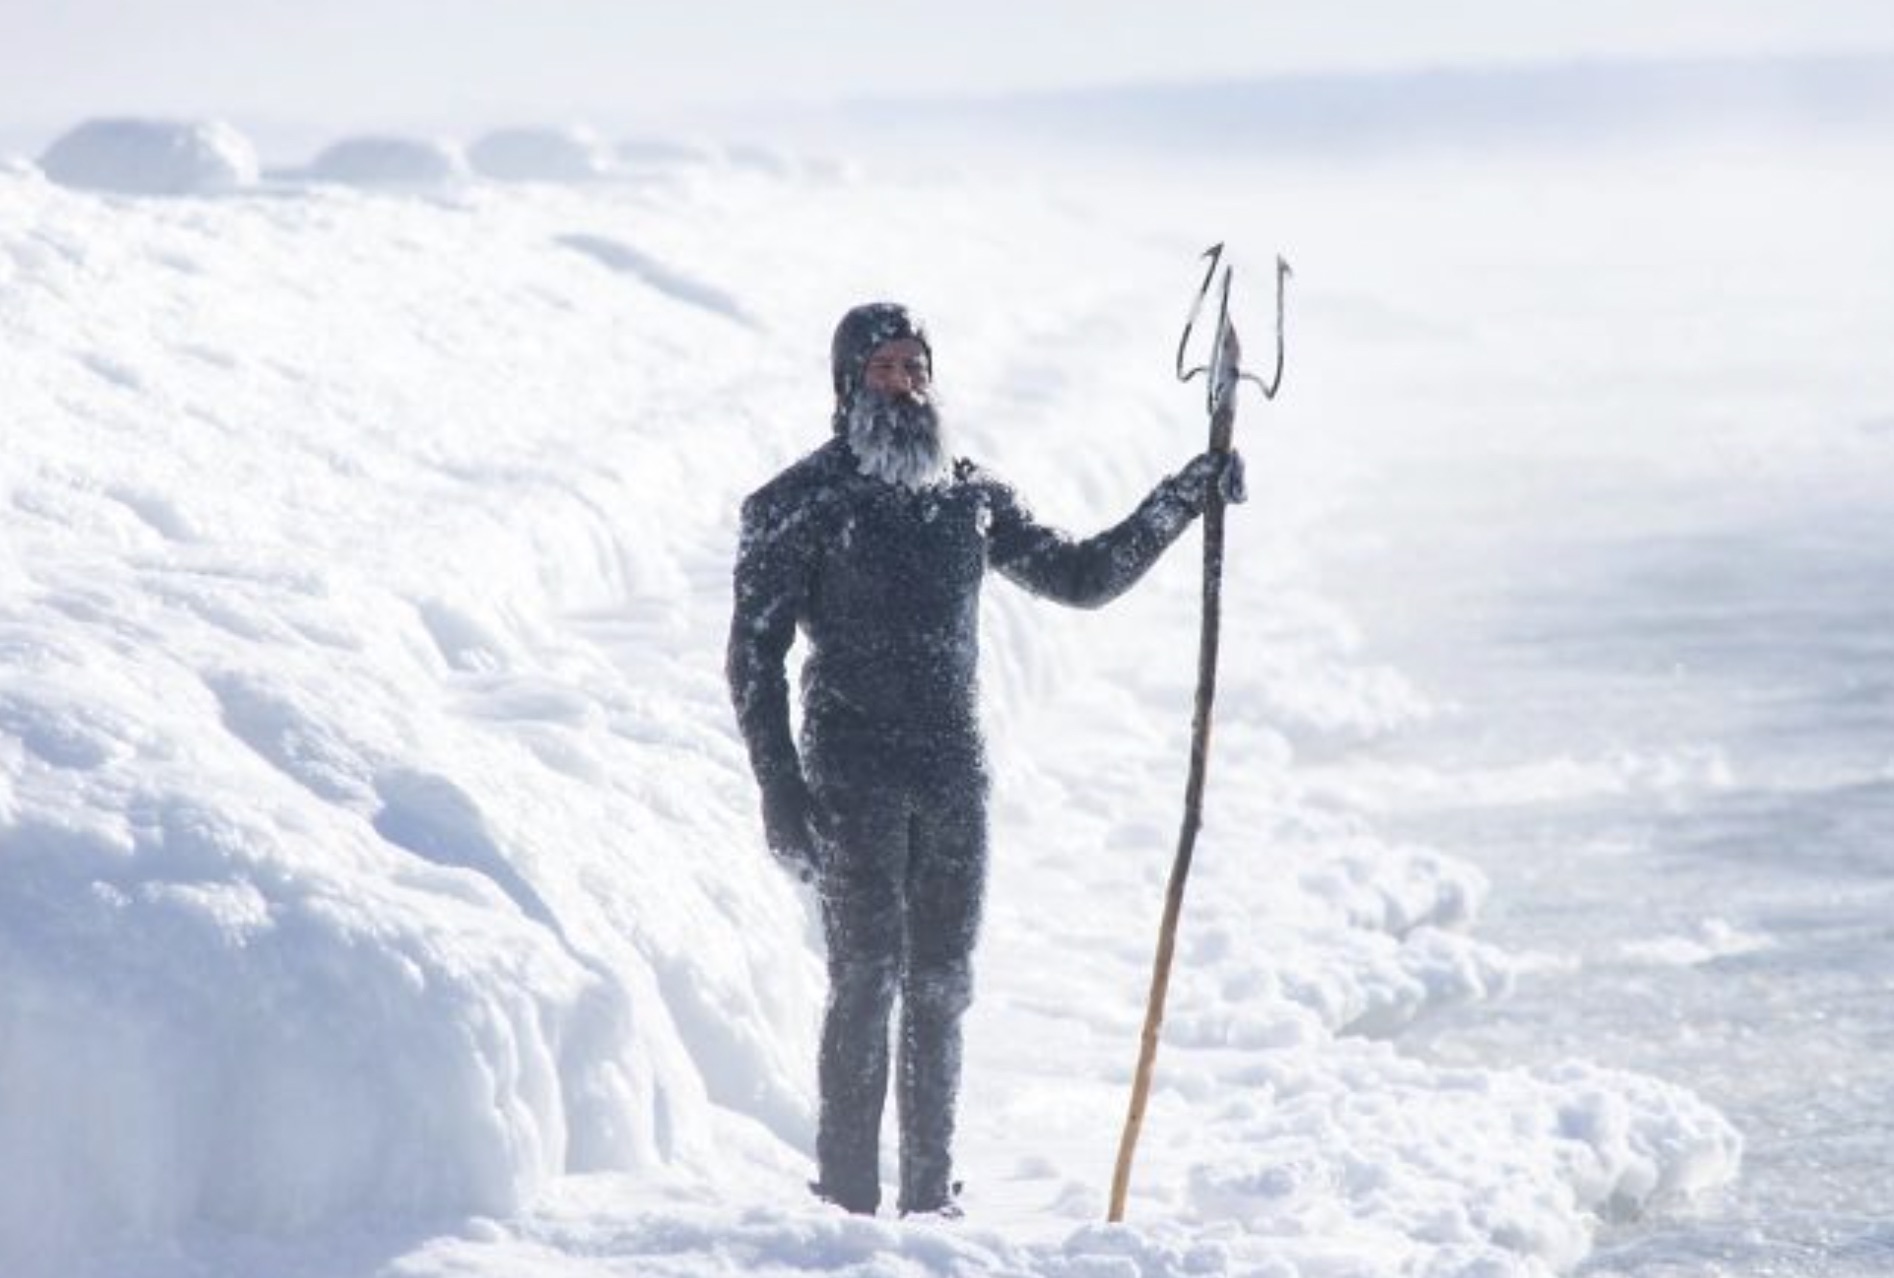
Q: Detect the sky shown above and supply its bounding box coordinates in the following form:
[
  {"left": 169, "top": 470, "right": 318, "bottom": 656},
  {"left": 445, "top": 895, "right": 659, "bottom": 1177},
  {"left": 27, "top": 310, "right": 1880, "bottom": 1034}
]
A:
[{"left": 4, "top": 0, "right": 1894, "bottom": 145}]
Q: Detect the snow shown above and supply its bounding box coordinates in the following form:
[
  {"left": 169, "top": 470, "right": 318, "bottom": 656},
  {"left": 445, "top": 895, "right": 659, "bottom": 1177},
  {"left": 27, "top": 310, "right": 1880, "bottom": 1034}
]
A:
[
  {"left": 616, "top": 137, "right": 722, "bottom": 171},
  {"left": 467, "top": 127, "right": 617, "bottom": 183},
  {"left": 305, "top": 136, "right": 470, "bottom": 188},
  {"left": 38, "top": 118, "right": 258, "bottom": 195},
  {"left": 0, "top": 137, "right": 1792, "bottom": 1278}
]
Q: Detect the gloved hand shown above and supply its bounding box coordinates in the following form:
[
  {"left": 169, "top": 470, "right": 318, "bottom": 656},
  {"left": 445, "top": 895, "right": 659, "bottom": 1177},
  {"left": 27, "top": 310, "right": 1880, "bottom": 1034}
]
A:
[
  {"left": 761, "top": 776, "right": 822, "bottom": 884},
  {"left": 1173, "top": 449, "right": 1248, "bottom": 511}
]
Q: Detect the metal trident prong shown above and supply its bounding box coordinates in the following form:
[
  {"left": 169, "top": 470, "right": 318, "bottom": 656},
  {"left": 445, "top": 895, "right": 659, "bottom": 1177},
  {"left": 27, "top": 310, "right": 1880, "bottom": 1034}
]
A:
[{"left": 1174, "top": 243, "right": 1291, "bottom": 417}]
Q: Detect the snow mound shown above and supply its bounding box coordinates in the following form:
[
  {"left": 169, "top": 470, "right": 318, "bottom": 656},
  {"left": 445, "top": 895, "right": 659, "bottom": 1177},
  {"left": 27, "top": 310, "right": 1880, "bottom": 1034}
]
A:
[
  {"left": 468, "top": 126, "right": 615, "bottom": 183},
  {"left": 615, "top": 135, "right": 720, "bottom": 170},
  {"left": 306, "top": 134, "right": 469, "bottom": 188},
  {"left": 1181, "top": 1055, "right": 1744, "bottom": 1273},
  {"left": 38, "top": 118, "right": 258, "bottom": 196},
  {"left": 723, "top": 142, "right": 799, "bottom": 178}
]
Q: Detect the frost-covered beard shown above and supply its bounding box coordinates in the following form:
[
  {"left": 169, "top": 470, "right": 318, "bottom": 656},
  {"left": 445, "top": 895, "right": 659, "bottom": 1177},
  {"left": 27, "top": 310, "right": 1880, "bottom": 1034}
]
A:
[{"left": 845, "top": 388, "right": 952, "bottom": 491}]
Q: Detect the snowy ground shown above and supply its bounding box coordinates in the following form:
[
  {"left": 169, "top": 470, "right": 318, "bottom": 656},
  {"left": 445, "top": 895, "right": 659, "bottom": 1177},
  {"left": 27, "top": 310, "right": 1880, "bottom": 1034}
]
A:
[{"left": 2, "top": 131, "right": 1887, "bottom": 1277}]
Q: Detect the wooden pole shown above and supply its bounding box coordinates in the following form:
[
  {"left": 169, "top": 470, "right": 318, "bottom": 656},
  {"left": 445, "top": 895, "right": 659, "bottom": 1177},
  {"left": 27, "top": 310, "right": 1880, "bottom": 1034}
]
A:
[{"left": 1108, "top": 328, "right": 1240, "bottom": 1223}]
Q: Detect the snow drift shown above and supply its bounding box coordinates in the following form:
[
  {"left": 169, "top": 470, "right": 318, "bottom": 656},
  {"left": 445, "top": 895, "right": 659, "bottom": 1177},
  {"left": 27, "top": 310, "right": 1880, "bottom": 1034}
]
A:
[
  {"left": 306, "top": 135, "right": 469, "bottom": 188},
  {"left": 616, "top": 136, "right": 721, "bottom": 171},
  {"left": 38, "top": 118, "right": 258, "bottom": 195},
  {"left": 468, "top": 126, "right": 615, "bottom": 183}
]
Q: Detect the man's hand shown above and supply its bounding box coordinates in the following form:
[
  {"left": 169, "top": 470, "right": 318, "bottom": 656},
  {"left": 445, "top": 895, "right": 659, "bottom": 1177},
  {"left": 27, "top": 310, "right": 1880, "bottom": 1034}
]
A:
[
  {"left": 761, "top": 777, "right": 822, "bottom": 885},
  {"left": 1174, "top": 449, "right": 1248, "bottom": 511}
]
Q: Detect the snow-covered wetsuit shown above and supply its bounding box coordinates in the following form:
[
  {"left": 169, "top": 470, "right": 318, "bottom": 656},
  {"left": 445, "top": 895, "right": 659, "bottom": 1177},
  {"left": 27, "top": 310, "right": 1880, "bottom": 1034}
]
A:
[{"left": 727, "top": 434, "right": 1218, "bottom": 1215}]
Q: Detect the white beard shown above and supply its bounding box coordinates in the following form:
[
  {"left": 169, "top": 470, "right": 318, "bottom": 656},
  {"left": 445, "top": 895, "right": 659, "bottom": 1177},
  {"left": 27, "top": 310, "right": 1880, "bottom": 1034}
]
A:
[{"left": 845, "top": 390, "right": 952, "bottom": 491}]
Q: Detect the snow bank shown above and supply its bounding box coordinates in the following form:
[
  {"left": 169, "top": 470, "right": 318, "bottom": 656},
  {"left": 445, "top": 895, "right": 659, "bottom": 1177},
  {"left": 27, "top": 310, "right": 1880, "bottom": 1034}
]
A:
[
  {"left": 306, "top": 135, "right": 468, "bottom": 188},
  {"left": 0, "top": 172, "right": 809, "bottom": 1266},
  {"left": 38, "top": 118, "right": 258, "bottom": 195},
  {"left": 468, "top": 126, "right": 615, "bottom": 182}
]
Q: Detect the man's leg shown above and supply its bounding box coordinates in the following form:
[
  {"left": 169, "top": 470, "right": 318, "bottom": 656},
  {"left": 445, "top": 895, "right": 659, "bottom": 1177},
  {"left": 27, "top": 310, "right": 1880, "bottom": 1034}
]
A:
[
  {"left": 813, "top": 773, "right": 909, "bottom": 1214},
  {"left": 895, "top": 763, "right": 988, "bottom": 1215}
]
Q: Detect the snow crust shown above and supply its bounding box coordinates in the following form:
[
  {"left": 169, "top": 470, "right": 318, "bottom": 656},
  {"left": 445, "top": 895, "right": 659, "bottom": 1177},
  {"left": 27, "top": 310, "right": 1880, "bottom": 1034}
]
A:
[
  {"left": 38, "top": 118, "right": 258, "bottom": 195},
  {"left": 0, "top": 155, "right": 1741, "bottom": 1278}
]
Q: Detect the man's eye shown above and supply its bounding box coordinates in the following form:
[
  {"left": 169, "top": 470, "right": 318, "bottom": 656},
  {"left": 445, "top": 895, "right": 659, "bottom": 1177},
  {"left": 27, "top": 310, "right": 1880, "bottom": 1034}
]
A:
[{"left": 870, "top": 361, "right": 929, "bottom": 378}]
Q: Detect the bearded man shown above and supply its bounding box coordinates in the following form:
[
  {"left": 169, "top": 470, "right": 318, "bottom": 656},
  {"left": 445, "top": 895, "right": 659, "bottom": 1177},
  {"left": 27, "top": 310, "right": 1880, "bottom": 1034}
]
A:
[{"left": 726, "top": 301, "right": 1243, "bottom": 1218}]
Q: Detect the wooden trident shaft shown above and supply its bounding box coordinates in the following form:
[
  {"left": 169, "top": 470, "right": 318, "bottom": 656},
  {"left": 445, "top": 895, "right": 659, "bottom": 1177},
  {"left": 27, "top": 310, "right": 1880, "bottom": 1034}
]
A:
[{"left": 1108, "top": 248, "right": 1288, "bottom": 1224}]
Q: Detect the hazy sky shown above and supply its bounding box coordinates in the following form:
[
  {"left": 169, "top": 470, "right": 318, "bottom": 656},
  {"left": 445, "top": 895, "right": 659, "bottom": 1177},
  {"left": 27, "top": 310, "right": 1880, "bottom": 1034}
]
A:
[{"left": 5, "top": 0, "right": 1892, "bottom": 138}]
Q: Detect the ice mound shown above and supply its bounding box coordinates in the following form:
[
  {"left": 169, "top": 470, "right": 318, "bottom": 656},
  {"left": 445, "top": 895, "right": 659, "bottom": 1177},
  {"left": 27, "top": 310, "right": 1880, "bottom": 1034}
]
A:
[
  {"left": 306, "top": 134, "right": 469, "bottom": 188},
  {"left": 39, "top": 117, "right": 258, "bottom": 196},
  {"left": 468, "top": 126, "right": 615, "bottom": 183}
]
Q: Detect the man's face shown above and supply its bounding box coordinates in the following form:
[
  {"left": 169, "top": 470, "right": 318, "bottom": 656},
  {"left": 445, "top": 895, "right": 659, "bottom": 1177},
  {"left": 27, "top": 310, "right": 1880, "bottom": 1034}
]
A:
[
  {"left": 845, "top": 336, "right": 949, "bottom": 490},
  {"left": 861, "top": 338, "right": 931, "bottom": 402}
]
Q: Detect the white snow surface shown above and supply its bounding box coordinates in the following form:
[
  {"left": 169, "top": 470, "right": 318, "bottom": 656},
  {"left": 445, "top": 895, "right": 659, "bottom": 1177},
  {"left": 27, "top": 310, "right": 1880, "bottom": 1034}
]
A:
[
  {"left": 306, "top": 135, "right": 470, "bottom": 188},
  {"left": 37, "top": 118, "right": 259, "bottom": 196},
  {"left": 467, "top": 127, "right": 617, "bottom": 183},
  {"left": 0, "top": 156, "right": 1744, "bottom": 1278}
]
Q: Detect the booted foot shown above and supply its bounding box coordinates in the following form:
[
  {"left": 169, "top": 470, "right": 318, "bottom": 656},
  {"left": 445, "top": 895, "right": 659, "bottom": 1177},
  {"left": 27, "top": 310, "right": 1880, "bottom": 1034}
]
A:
[
  {"left": 898, "top": 1179, "right": 964, "bottom": 1220},
  {"left": 810, "top": 1179, "right": 879, "bottom": 1216}
]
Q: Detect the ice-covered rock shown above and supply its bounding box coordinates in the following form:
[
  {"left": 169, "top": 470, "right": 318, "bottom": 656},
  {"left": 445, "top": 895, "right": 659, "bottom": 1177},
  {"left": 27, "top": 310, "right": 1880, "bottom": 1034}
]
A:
[
  {"left": 468, "top": 126, "right": 615, "bottom": 183},
  {"left": 306, "top": 135, "right": 469, "bottom": 188},
  {"left": 38, "top": 117, "right": 258, "bottom": 196}
]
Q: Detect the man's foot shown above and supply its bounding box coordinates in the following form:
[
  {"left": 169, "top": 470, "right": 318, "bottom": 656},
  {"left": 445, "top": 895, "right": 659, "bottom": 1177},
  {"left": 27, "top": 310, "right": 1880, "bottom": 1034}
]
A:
[
  {"left": 897, "top": 1179, "right": 964, "bottom": 1220},
  {"left": 810, "top": 1179, "right": 879, "bottom": 1216}
]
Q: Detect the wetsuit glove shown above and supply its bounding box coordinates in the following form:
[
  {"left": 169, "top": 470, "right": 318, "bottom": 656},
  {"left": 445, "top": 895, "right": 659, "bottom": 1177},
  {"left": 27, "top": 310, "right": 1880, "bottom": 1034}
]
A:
[
  {"left": 1173, "top": 449, "right": 1248, "bottom": 511},
  {"left": 760, "top": 776, "right": 821, "bottom": 884}
]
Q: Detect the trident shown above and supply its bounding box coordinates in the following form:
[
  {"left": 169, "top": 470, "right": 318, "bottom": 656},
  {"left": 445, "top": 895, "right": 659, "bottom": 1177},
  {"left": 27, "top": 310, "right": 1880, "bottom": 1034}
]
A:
[{"left": 1109, "top": 244, "right": 1291, "bottom": 1223}]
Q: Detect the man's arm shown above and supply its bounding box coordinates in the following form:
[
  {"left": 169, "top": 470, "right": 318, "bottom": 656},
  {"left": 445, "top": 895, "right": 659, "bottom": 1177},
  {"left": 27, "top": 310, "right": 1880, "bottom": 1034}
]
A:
[
  {"left": 981, "top": 451, "right": 1244, "bottom": 609},
  {"left": 726, "top": 487, "right": 820, "bottom": 879}
]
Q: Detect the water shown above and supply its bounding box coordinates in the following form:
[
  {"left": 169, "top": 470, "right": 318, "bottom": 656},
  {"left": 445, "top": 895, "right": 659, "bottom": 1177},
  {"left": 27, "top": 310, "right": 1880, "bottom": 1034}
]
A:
[{"left": 1325, "top": 467, "right": 1894, "bottom": 1274}]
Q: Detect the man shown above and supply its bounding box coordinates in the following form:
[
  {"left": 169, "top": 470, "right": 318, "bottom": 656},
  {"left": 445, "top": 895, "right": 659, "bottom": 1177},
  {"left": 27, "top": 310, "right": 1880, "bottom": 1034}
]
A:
[{"left": 726, "top": 302, "right": 1243, "bottom": 1218}]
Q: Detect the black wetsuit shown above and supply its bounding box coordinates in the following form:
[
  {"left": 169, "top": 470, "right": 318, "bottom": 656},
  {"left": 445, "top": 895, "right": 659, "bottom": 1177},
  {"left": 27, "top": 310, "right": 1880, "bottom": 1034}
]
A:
[{"left": 727, "top": 435, "right": 1212, "bottom": 1214}]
